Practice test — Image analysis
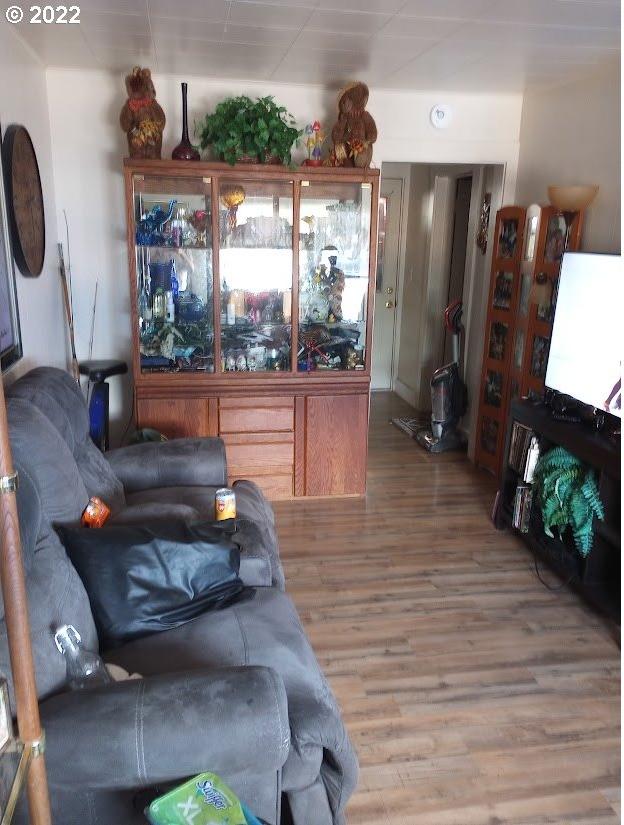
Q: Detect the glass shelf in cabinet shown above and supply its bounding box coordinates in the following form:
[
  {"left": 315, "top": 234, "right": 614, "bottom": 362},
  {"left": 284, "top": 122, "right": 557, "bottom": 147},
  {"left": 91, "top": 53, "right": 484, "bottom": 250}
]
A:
[{"left": 135, "top": 243, "right": 210, "bottom": 251}]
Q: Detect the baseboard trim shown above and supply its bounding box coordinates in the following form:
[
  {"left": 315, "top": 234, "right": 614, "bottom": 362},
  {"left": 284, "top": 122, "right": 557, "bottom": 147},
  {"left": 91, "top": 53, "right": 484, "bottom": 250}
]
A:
[{"left": 394, "top": 378, "right": 417, "bottom": 408}]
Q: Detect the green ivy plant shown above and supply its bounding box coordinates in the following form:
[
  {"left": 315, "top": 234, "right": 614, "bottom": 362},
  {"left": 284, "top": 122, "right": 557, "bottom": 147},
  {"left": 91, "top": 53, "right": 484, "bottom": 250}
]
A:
[
  {"left": 533, "top": 446, "right": 604, "bottom": 557},
  {"left": 197, "top": 95, "right": 301, "bottom": 166}
]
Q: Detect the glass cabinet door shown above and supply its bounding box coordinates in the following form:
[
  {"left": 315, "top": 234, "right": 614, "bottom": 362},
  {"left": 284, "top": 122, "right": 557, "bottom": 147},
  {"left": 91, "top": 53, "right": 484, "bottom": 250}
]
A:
[
  {"left": 133, "top": 176, "right": 214, "bottom": 373},
  {"left": 298, "top": 180, "right": 372, "bottom": 372},
  {"left": 218, "top": 178, "right": 293, "bottom": 373}
]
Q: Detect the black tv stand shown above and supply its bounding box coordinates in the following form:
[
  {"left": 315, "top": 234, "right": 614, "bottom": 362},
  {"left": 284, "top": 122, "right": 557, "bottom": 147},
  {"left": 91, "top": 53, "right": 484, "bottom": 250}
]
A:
[{"left": 497, "top": 399, "right": 620, "bottom": 621}]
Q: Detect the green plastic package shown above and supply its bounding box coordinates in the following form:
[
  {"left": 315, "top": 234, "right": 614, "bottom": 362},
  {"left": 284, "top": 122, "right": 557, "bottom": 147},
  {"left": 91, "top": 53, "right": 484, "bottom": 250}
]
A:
[{"left": 146, "top": 772, "right": 247, "bottom": 825}]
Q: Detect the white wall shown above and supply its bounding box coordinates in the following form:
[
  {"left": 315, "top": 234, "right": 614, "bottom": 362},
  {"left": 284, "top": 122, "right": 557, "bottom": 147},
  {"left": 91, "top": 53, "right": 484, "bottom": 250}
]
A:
[
  {"left": 516, "top": 62, "right": 621, "bottom": 254},
  {"left": 45, "top": 67, "right": 522, "bottom": 435},
  {"left": 0, "top": 28, "right": 65, "bottom": 383}
]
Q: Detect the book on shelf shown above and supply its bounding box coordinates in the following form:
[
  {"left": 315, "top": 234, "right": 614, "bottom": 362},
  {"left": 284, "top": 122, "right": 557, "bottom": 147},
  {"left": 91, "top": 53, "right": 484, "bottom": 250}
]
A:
[
  {"left": 509, "top": 421, "right": 540, "bottom": 480},
  {"left": 523, "top": 435, "right": 540, "bottom": 483},
  {"left": 512, "top": 483, "right": 533, "bottom": 533}
]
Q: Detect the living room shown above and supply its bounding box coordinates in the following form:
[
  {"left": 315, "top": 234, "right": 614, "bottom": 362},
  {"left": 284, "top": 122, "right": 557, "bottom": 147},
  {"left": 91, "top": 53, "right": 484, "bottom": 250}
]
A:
[{"left": 0, "top": 2, "right": 620, "bottom": 823}]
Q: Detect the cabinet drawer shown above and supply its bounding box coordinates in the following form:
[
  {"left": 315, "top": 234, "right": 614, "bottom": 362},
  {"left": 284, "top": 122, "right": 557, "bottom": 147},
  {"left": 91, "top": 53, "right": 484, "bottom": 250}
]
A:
[
  {"left": 222, "top": 433, "right": 294, "bottom": 476},
  {"left": 230, "top": 473, "right": 293, "bottom": 501},
  {"left": 219, "top": 397, "right": 294, "bottom": 433}
]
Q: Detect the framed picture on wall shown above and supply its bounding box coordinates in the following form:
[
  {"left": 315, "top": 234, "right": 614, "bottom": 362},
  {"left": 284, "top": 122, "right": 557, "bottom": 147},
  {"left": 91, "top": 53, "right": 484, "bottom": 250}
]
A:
[
  {"left": 0, "top": 123, "right": 22, "bottom": 371},
  {"left": 497, "top": 218, "right": 518, "bottom": 259},
  {"left": 492, "top": 271, "right": 513, "bottom": 310},
  {"left": 544, "top": 214, "right": 566, "bottom": 262}
]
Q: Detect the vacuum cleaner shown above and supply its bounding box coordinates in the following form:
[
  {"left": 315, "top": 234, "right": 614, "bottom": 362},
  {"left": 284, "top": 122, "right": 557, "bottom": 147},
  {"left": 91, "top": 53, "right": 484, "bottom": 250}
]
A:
[{"left": 416, "top": 299, "right": 468, "bottom": 453}]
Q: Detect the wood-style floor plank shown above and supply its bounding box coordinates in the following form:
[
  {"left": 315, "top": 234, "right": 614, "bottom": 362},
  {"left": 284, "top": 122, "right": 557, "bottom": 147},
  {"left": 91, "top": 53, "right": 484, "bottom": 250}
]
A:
[{"left": 272, "top": 392, "right": 620, "bottom": 825}]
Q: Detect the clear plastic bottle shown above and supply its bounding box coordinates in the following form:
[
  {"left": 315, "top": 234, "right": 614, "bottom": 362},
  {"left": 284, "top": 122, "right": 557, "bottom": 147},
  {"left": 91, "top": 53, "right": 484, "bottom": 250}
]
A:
[
  {"left": 152, "top": 287, "right": 166, "bottom": 320},
  {"left": 54, "top": 624, "right": 112, "bottom": 690},
  {"left": 165, "top": 290, "right": 175, "bottom": 323}
]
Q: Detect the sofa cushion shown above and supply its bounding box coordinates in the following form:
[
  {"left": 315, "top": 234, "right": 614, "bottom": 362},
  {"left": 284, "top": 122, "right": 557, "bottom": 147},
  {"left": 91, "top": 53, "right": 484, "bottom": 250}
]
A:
[
  {"left": 7, "top": 367, "right": 126, "bottom": 514},
  {"left": 105, "top": 587, "right": 358, "bottom": 821},
  {"left": 7, "top": 398, "right": 89, "bottom": 527},
  {"left": 0, "top": 459, "right": 99, "bottom": 704}
]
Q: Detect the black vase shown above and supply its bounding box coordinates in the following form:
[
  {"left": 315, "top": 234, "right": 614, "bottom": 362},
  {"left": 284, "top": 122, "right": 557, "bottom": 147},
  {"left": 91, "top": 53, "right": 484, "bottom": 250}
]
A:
[{"left": 172, "top": 82, "right": 200, "bottom": 161}]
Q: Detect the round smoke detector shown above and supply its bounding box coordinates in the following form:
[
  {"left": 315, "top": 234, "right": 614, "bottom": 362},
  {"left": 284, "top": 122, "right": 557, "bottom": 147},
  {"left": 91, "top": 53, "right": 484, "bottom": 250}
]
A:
[{"left": 430, "top": 104, "right": 453, "bottom": 129}]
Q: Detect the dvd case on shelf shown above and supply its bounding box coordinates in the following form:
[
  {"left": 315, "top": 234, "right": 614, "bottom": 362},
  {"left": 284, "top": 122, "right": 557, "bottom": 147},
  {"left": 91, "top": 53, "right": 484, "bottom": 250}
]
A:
[
  {"left": 509, "top": 421, "right": 540, "bottom": 479},
  {"left": 512, "top": 483, "right": 533, "bottom": 533}
]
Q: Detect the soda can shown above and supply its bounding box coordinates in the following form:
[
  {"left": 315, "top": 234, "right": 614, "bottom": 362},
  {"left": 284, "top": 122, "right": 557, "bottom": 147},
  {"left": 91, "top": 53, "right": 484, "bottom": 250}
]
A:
[
  {"left": 81, "top": 496, "right": 111, "bottom": 528},
  {"left": 215, "top": 487, "right": 236, "bottom": 521}
]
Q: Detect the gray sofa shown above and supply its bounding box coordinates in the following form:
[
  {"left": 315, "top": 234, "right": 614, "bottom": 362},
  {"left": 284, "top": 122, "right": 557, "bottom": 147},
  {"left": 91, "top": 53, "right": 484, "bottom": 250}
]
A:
[{"left": 1, "top": 367, "right": 358, "bottom": 825}]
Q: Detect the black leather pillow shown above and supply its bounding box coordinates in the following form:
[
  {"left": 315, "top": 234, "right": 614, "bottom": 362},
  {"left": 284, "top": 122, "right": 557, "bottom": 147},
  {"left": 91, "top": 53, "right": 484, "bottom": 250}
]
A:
[{"left": 56, "top": 521, "right": 252, "bottom": 648}]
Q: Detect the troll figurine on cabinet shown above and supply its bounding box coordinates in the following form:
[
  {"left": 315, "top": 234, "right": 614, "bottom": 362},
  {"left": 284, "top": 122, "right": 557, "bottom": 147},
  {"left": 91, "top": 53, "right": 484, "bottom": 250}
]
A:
[
  {"left": 120, "top": 66, "right": 166, "bottom": 159},
  {"left": 331, "top": 82, "right": 377, "bottom": 168}
]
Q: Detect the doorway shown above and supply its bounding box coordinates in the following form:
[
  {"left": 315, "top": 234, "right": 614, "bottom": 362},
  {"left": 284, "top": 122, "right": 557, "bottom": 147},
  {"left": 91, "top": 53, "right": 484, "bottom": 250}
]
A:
[
  {"left": 374, "top": 161, "right": 506, "bottom": 452},
  {"left": 371, "top": 178, "right": 403, "bottom": 390},
  {"left": 442, "top": 175, "right": 473, "bottom": 364}
]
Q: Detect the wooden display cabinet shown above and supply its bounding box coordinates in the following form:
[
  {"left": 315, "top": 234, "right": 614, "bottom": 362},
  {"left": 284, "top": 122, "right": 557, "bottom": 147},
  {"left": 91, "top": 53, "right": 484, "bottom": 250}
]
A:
[
  {"left": 475, "top": 205, "right": 526, "bottom": 476},
  {"left": 517, "top": 205, "right": 582, "bottom": 401},
  {"left": 123, "top": 159, "right": 380, "bottom": 499},
  {"left": 475, "top": 203, "right": 582, "bottom": 477}
]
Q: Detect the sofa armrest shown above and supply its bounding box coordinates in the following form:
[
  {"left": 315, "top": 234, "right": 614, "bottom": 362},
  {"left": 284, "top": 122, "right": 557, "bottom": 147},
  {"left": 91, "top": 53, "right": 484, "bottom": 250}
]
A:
[
  {"left": 40, "top": 667, "right": 289, "bottom": 791},
  {"left": 105, "top": 438, "right": 227, "bottom": 493}
]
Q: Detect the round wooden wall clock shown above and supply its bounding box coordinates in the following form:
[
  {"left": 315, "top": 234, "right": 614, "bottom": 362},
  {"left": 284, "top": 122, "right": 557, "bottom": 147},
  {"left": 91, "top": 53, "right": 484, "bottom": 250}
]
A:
[{"left": 2, "top": 125, "right": 45, "bottom": 277}]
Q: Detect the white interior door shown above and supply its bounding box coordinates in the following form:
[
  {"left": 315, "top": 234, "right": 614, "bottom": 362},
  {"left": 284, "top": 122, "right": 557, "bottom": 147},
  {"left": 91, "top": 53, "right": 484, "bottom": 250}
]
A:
[{"left": 371, "top": 179, "right": 402, "bottom": 390}]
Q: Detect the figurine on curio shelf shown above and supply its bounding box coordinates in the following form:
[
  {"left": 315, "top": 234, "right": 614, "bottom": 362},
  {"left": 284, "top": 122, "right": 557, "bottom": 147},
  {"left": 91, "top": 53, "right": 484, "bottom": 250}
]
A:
[
  {"left": 331, "top": 82, "right": 377, "bottom": 168},
  {"left": 120, "top": 66, "right": 166, "bottom": 159},
  {"left": 322, "top": 246, "right": 345, "bottom": 322},
  {"left": 303, "top": 121, "right": 325, "bottom": 167},
  {"left": 136, "top": 200, "right": 176, "bottom": 246}
]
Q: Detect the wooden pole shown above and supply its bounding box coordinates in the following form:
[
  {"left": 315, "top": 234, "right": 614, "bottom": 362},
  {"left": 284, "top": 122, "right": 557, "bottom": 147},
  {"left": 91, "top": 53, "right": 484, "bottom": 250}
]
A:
[
  {"left": 0, "top": 375, "right": 52, "bottom": 824},
  {"left": 58, "top": 243, "right": 80, "bottom": 384}
]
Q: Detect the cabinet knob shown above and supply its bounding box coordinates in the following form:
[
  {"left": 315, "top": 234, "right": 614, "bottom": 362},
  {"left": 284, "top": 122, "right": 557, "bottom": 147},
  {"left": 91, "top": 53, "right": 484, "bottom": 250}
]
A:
[
  {"left": 386, "top": 286, "right": 394, "bottom": 295},
  {"left": 385, "top": 300, "right": 394, "bottom": 309}
]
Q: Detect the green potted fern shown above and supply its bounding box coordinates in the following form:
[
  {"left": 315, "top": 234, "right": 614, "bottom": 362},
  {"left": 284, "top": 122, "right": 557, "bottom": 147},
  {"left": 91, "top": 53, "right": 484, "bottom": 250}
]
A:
[
  {"left": 533, "top": 446, "right": 604, "bottom": 556},
  {"left": 197, "top": 95, "right": 301, "bottom": 166}
]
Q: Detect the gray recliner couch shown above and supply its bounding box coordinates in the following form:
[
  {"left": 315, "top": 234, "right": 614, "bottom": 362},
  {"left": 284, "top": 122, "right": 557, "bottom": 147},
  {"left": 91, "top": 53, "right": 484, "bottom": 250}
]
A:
[{"left": 1, "top": 367, "right": 358, "bottom": 825}]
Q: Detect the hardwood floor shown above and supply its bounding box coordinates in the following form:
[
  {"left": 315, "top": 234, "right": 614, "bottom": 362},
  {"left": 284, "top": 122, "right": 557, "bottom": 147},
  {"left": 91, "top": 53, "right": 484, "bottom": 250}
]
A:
[{"left": 272, "top": 391, "right": 620, "bottom": 825}]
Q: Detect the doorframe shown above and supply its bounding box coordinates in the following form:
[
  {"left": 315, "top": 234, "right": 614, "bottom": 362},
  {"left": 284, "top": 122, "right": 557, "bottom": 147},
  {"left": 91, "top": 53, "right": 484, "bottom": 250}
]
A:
[{"left": 377, "top": 169, "right": 411, "bottom": 393}]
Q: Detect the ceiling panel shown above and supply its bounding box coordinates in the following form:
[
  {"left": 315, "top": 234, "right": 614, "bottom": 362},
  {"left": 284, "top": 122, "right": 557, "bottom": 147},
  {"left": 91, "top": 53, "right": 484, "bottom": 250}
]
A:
[
  {"left": 148, "top": 17, "right": 226, "bottom": 39},
  {"left": 369, "top": 35, "right": 437, "bottom": 60},
  {"left": 398, "top": 0, "right": 495, "bottom": 18},
  {"left": 456, "top": 19, "right": 620, "bottom": 48},
  {"left": 78, "top": 0, "right": 147, "bottom": 12},
  {"left": 305, "top": 9, "right": 393, "bottom": 34},
  {"left": 79, "top": 10, "right": 151, "bottom": 33},
  {"left": 316, "top": 0, "right": 406, "bottom": 11},
  {"left": 279, "top": 46, "right": 369, "bottom": 70},
  {"left": 220, "top": 23, "right": 298, "bottom": 44},
  {"left": 292, "top": 29, "right": 373, "bottom": 51},
  {"left": 271, "top": 63, "right": 354, "bottom": 84},
  {"left": 8, "top": 0, "right": 618, "bottom": 91},
  {"left": 230, "top": 0, "right": 315, "bottom": 7},
  {"left": 146, "top": 0, "right": 229, "bottom": 20},
  {"left": 488, "top": 0, "right": 621, "bottom": 29},
  {"left": 379, "top": 16, "right": 469, "bottom": 39},
  {"left": 92, "top": 46, "right": 157, "bottom": 71},
  {"left": 228, "top": 2, "right": 313, "bottom": 27},
  {"left": 82, "top": 29, "right": 153, "bottom": 51}
]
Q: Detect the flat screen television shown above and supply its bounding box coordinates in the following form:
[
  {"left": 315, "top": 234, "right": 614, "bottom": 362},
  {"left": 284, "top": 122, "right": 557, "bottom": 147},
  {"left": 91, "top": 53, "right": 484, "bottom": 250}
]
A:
[{"left": 546, "top": 252, "right": 622, "bottom": 418}]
